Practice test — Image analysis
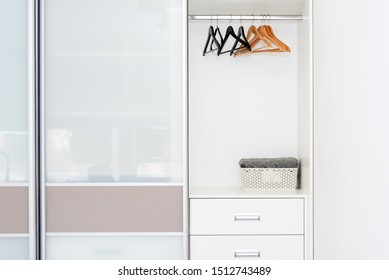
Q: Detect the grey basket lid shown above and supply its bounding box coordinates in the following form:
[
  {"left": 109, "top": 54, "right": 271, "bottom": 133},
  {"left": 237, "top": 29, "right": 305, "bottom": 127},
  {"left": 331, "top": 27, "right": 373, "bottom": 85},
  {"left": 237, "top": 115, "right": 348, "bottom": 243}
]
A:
[{"left": 239, "top": 157, "right": 298, "bottom": 168}]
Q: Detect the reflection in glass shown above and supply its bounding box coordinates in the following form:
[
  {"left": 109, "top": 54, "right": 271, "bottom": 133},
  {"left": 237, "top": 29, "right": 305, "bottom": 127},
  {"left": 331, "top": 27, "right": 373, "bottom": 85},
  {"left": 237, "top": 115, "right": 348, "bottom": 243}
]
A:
[
  {"left": 45, "top": 0, "right": 183, "bottom": 183},
  {"left": 0, "top": 132, "right": 28, "bottom": 182},
  {"left": 0, "top": 0, "right": 28, "bottom": 183},
  {"left": 0, "top": 0, "right": 29, "bottom": 260},
  {"left": 44, "top": 0, "right": 184, "bottom": 260}
]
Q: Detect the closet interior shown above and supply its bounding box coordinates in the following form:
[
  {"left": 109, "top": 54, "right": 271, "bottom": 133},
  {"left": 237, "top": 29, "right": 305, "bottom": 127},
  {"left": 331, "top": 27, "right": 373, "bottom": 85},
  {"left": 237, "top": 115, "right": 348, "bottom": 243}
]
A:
[{"left": 188, "top": 0, "right": 312, "bottom": 259}]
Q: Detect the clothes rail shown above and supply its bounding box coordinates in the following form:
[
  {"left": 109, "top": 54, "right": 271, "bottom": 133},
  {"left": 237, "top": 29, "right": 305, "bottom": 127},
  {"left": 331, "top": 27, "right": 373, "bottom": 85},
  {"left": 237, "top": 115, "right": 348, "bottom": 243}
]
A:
[{"left": 188, "top": 15, "right": 302, "bottom": 21}]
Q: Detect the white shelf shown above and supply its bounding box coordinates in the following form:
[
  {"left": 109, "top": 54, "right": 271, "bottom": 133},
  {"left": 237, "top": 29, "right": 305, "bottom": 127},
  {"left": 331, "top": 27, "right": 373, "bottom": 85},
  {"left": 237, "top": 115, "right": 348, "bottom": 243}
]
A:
[
  {"left": 189, "top": 187, "right": 308, "bottom": 199},
  {"left": 189, "top": 0, "right": 306, "bottom": 15}
]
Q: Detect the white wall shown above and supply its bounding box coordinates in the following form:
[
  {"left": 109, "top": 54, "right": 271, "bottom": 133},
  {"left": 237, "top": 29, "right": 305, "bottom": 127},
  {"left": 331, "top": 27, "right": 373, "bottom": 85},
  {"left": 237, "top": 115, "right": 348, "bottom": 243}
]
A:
[
  {"left": 314, "top": 0, "right": 389, "bottom": 259},
  {"left": 189, "top": 21, "right": 298, "bottom": 188}
]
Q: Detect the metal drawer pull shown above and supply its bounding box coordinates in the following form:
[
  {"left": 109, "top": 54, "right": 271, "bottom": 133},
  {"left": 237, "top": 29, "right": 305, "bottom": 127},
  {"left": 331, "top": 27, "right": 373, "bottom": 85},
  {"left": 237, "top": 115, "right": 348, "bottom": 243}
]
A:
[
  {"left": 234, "top": 250, "right": 261, "bottom": 258},
  {"left": 234, "top": 213, "right": 260, "bottom": 221}
]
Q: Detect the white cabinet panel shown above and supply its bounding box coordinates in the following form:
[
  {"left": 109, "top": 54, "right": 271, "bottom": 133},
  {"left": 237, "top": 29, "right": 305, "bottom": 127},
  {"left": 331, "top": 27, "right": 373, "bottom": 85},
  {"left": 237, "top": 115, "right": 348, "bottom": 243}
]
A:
[
  {"left": 190, "top": 235, "right": 304, "bottom": 260},
  {"left": 191, "top": 199, "right": 304, "bottom": 235}
]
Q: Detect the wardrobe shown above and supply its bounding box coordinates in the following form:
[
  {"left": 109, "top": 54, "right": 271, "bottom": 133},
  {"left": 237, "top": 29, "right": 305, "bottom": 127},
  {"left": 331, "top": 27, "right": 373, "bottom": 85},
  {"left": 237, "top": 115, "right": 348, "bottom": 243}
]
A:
[{"left": 1, "top": 0, "right": 389, "bottom": 260}]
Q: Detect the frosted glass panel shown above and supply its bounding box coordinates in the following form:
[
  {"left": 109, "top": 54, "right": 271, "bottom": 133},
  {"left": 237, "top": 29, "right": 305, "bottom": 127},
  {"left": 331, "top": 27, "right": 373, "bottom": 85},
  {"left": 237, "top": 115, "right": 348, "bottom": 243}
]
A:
[
  {"left": 44, "top": 0, "right": 183, "bottom": 183},
  {"left": 46, "top": 235, "right": 183, "bottom": 260},
  {"left": 0, "top": 237, "right": 29, "bottom": 260},
  {"left": 0, "top": 0, "right": 28, "bottom": 182}
]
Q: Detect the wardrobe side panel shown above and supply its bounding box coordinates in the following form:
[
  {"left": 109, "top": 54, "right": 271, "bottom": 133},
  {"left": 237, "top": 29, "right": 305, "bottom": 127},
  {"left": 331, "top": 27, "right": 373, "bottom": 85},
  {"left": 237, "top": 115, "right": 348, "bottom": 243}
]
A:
[
  {"left": 314, "top": 0, "right": 389, "bottom": 259},
  {"left": 297, "top": 0, "right": 313, "bottom": 259},
  {"left": 297, "top": 2, "right": 312, "bottom": 197}
]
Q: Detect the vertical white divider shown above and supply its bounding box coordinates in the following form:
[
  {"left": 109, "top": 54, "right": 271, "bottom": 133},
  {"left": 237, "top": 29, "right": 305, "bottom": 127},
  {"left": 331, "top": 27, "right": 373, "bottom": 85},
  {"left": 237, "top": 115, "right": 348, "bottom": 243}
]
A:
[
  {"left": 183, "top": 0, "right": 189, "bottom": 260},
  {"left": 39, "top": 0, "right": 46, "bottom": 260},
  {"left": 27, "top": 0, "right": 36, "bottom": 260}
]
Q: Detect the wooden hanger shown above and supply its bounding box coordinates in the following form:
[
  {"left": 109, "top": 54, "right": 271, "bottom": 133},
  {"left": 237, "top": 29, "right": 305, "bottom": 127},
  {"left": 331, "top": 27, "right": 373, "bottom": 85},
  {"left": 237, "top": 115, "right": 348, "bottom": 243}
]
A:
[
  {"left": 234, "top": 24, "right": 273, "bottom": 56},
  {"left": 263, "top": 24, "right": 290, "bottom": 52},
  {"left": 251, "top": 15, "right": 290, "bottom": 53},
  {"left": 234, "top": 15, "right": 290, "bottom": 56}
]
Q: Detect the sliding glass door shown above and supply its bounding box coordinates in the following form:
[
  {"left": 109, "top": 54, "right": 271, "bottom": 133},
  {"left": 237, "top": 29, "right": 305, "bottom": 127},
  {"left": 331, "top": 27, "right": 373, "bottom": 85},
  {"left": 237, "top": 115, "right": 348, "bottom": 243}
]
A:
[
  {"left": 0, "top": 0, "right": 30, "bottom": 260},
  {"left": 42, "top": 0, "right": 185, "bottom": 259},
  {"left": 0, "top": 0, "right": 185, "bottom": 260}
]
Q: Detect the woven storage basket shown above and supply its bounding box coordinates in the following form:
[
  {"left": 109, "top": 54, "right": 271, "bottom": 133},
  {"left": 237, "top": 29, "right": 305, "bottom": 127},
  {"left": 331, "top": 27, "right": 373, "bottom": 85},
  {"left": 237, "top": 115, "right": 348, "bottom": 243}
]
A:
[{"left": 241, "top": 167, "right": 298, "bottom": 190}]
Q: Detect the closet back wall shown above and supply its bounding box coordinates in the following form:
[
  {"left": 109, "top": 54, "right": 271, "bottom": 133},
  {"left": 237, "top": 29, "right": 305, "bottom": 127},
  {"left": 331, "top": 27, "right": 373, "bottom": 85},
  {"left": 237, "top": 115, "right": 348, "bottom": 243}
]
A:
[{"left": 189, "top": 21, "right": 298, "bottom": 188}]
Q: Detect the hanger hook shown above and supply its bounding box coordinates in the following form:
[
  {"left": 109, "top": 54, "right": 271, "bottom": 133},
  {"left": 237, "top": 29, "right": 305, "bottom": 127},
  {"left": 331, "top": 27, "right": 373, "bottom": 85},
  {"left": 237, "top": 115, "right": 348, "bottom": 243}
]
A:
[
  {"left": 216, "top": 15, "right": 219, "bottom": 26},
  {"left": 230, "top": 14, "right": 232, "bottom": 24},
  {"left": 252, "top": 14, "right": 254, "bottom": 25},
  {"left": 210, "top": 15, "right": 213, "bottom": 26},
  {"left": 240, "top": 14, "right": 242, "bottom": 25},
  {"left": 261, "top": 14, "right": 264, "bottom": 25},
  {"left": 268, "top": 14, "right": 271, "bottom": 24}
]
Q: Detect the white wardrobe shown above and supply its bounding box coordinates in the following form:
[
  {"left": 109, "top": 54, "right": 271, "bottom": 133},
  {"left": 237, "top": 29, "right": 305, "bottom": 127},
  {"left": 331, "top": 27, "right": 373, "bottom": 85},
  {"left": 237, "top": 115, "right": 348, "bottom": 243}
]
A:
[{"left": 2, "top": 0, "right": 389, "bottom": 260}]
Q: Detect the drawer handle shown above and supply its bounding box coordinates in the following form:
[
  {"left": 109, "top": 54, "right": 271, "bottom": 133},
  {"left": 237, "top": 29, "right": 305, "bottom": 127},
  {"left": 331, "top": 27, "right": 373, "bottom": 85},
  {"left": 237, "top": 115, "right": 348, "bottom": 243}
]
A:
[
  {"left": 234, "top": 250, "right": 261, "bottom": 258},
  {"left": 234, "top": 213, "right": 260, "bottom": 221}
]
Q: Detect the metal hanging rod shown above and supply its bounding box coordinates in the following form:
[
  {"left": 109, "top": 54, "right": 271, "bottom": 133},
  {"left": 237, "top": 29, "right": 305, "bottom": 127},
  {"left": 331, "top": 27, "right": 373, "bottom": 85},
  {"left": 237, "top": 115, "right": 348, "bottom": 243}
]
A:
[{"left": 188, "top": 15, "right": 302, "bottom": 21}]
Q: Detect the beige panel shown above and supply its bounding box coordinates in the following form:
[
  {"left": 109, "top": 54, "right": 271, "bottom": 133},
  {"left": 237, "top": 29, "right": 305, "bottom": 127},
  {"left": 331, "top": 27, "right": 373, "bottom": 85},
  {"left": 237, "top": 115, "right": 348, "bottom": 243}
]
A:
[
  {"left": 0, "top": 187, "right": 29, "bottom": 234},
  {"left": 46, "top": 186, "right": 183, "bottom": 232}
]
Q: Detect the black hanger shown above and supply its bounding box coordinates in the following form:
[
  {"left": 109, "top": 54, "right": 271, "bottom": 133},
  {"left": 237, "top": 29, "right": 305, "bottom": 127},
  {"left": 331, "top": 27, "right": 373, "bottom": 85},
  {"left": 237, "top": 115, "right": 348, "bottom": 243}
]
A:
[
  {"left": 218, "top": 26, "right": 251, "bottom": 56},
  {"left": 230, "top": 26, "right": 251, "bottom": 55},
  {"left": 203, "top": 26, "right": 223, "bottom": 56},
  {"left": 209, "top": 26, "right": 223, "bottom": 52}
]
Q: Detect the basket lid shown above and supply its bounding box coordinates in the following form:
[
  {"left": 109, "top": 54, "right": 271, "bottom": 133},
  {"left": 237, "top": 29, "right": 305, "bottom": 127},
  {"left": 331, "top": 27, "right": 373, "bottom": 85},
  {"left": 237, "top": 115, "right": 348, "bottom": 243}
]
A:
[{"left": 239, "top": 157, "right": 298, "bottom": 168}]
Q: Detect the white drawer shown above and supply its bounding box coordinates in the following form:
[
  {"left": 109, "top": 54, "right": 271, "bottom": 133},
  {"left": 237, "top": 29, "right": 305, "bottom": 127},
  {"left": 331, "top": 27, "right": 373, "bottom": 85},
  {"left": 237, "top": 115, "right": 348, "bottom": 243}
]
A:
[
  {"left": 190, "top": 235, "right": 304, "bottom": 260},
  {"left": 190, "top": 199, "right": 304, "bottom": 234}
]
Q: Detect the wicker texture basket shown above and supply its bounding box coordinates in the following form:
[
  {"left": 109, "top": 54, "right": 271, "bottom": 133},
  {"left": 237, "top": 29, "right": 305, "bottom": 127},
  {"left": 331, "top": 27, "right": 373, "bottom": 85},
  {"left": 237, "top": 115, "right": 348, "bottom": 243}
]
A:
[
  {"left": 239, "top": 157, "right": 299, "bottom": 190},
  {"left": 241, "top": 168, "right": 298, "bottom": 189}
]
